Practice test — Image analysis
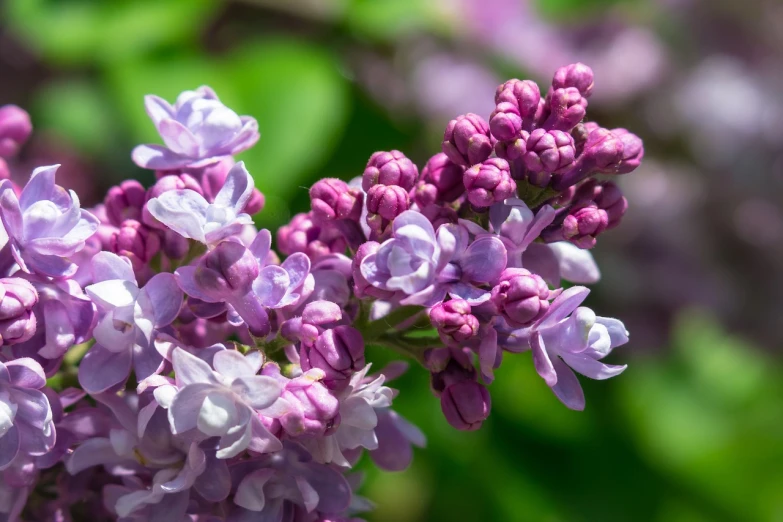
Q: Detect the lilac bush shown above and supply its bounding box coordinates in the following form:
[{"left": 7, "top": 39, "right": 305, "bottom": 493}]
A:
[{"left": 0, "top": 62, "right": 643, "bottom": 521}]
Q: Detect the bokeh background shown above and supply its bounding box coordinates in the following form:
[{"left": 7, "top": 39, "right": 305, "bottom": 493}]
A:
[{"left": 1, "top": 0, "right": 782, "bottom": 520}]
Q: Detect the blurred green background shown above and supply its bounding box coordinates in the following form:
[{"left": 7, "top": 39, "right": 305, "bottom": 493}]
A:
[{"left": 1, "top": 0, "right": 782, "bottom": 520}]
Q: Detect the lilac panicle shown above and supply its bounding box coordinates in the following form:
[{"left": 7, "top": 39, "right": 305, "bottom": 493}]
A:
[
  {"left": 0, "top": 278, "right": 37, "bottom": 346},
  {"left": 0, "top": 165, "right": 100, "bottom": 278},
  {"left": 146, "top": 161, "right": 255, "bottom": 246},
  {"left": 0, "top": 105, "right": 32, "bottom": 158},
  {"left": 442, "top": 113, "right": 494, "bottom": 167},
  {"left": 132, "top": 86, "right": 259, "bottom": 170},
  {"left": 362, "top": 150, "right": 419, "bottom": 192}
]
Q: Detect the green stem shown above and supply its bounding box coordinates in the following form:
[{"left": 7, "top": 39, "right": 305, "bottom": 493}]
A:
[{"left": 362, "top": 305, "right": 424, "bottom": 342}]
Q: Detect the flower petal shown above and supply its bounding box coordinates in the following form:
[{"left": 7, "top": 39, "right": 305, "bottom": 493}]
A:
[
  {"left": 550, "top": 358, "right": 586, "bottom": 411},
  {"left": 78, "top": 344, "right": 132, "bottom": 394},
  {"left": 214, "top": 161, "right": 253, "bottom": 213}
]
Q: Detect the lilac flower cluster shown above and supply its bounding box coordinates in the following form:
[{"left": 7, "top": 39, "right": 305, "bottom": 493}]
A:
[{"left": 0, "top": 66, "right": 641, "bottom": 520}]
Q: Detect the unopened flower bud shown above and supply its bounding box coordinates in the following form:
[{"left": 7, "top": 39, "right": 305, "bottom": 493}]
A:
[
  {"left": 494, "top": 134, "right": 528, "bottom": 162},
  {"left": 310, "top": 178, "right": 363, "bottom": 222},
  {"left": 301, "top": 326, "right": 366, "bottom": 391},
  {"left": 573, "top": 179, "right": 627, "bottom": 229},
  {"left": 562, "top": 204, "right": 609, "bottom": 249},
  {"left": 492, "top": 79, "right": 541, "bottom": 138},
  {"left": 543, "top": 87, "right": 587, "bottom": 131},
  {"left": 552, "top": 63, "right": 594, "bottom": 98},
  {"left": 442, "top": 113, "right": 494, "bottom": 167},
  {"left": 463, "top": 158, "right": 517, "bottom": 208},
  {"left": 441, "top": 380, "right": 491, "bottom": 431},
  {"left": 419, "top": 153, "right": 465, "bottom": 203},
  {"left": 410, "top": 180, "right": 438, "bottom": 208},
  {"left": 429, "top": 299, "right": 479, "bottom": 347},
  {"left": 0, "top": 277, "right": 37, "bottom": 345},
  {"left": 282, "top": 301, "right": 343, "bottom": 344},
  {"left": 366, "top": 184, "right": 410, "bottom": 237},
  {"left": 611, "top": 128, "right": 644, "bottom": 174},
  {"left": 110, "top": 220, "right": 161, "bottom": 270},
  {"left": 490, "top": 268, "right": 550, "bottom": 326},
  {"left": 105, "top": 180, "right": 147, "bottom": 227},
  {"left": 0, "top": 105, "right": 32, "bottom": 157},
  {"left": 523, "top": 129, "right": 576, "bottom": 178},
  {"left": 552, "top": 127, "right": 626, "bottom": 191},
  {"left": 362, "top": 150, "right": 419, "bottom": 192},
  {"left": 279, "top": 369, "right": 340, "bottom": 437},
  {"left": 277, "top": 212, "right": 347, "bottom": 260}
]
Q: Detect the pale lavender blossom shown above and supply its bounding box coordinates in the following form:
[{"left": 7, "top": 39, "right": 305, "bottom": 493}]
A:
[
  {"left": 0, "top": 165, "right": 99, "bottom": 277},
  {"left": 0, "top": 358, "right": 55, "bottom": 470},
  {"left": 146, "top": 161, "right": 255, "bottom": 247},
  {"left": 359, "top": 211, "right": 507, "bottom": 306},
  {"left": 132, "top": 86, "right": 259, "bottom": 170},
  {"left": 78, "top": 252, "right": 182, "bottom": 393},
  {"left": 524, "top": 286, "right": 628, "bottom": 410},
  {"left": 166, "top": 347, "right": 282, "bottom": 458}
]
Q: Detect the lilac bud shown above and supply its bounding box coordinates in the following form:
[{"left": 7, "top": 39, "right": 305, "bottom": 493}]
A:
[
  {"left": 279, "top": 370, "right": 340, "bottom": 437},
  {"left": 196, "top": 240, "right": 259, "bottom": 296},
  {"left": 0, "top": 277, "right": 37, "bottom": 345},
  {"left": 0, "top": 105, "right": 32, "bottom": 157},
  {"left": 562, "top": 204, "right": 609, "bottom": 249},
  {"left": 441, "top": 380, "right": 491, "bottom": 431},
  {"left": 552, "top": 63, "right": 594, "bottom": 98},
  {"left": 573, "top": 179, "right": 627, "bottom": 229},
  {"left": 419, "top": 153, "right": 465, "bottom": 203},
  {"left": 282, "top": 301, "right": 342, "bottom": 344},
  {"left": 611, "top": 128, "right": 644, "bottom": 174},
  {"left": 420, "top": 204, "right": 459, "bottom": 230},
  {"left": 492, "top": 79, "right": 541, "bottom": 138},
  {"left": 310, "top": 178, "right": 364, "bottom": 222},
  {"left": 463, "top": 157, "right": 517, "bottom": 208},
  {"left": 494, "top": 134, "right": 528, "bottom": 162},
  {"left": 110, "top": 220, "right": 161, "bottom": 270},
  {"left": 490, "top": 268, "right": 550, "bottom": 326},
  {"left": 301, "top": 326, "right": 366, "bottom": 391},
  {"left": 277, "top": 212, "right": 347, "bottom": 260},
  {"left": 523, "top": 129, "right": 576, "bottom": 177},
  {"left": 366, "top": 184, "right": 410, "bottom": 237},
  {"left": 543, "top": 87, "right": 587, "bottom": 132},
  {"left": 410, "top": 180, "right": 438, "bottom": 208},
  {"left": 243, "top": 188, "right": 265, "bottom": 215},
  {"left": 362, "top": 150, "right": 419, "bottom": 192},
  {"left": 429, "top": 299, "right": 479, "bottom": 347},
  {"left": 442, "top": 113, "right": 494, "bottom": 167},
  {"left": 143, "top": 173, "right": 204, "bottom": 229},
  {"left": 104, "top": 180, "right": 146, "bottom": 227},
  {"left": 552, "top": 127, "right": 625, "bottom": 191}
]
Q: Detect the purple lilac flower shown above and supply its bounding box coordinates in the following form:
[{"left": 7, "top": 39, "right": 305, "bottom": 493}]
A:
[
  {"left": 0, "top": 165, "right": 99, "bottom": 277},
  {"left": 0, "top": 358, "right": 55, "bottom": 470},
  {"left": 167, "top": 347, "right": 282, "bottom": 458},
  {"left": 359, "top": 211, "right": 507, "bottom": 306},
  {"left": 525, "top": 286, "right": 628, "bottom": 410},
  {"left": 78, "top": 252, "right": 182, "bottom": 393},
  {"left": 146, "top": 161, "right": 255, "bottom": 247},
  {"left": 132, "top": 86, "right": 259, "bottom": 170}
]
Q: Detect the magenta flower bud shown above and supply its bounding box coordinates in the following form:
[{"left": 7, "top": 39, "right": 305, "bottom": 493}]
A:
[
  {"left": 104, "top": 180, "right": 147, "bottom": 227},
  {"left": 362, "top": 150, "right": 419, "bottom": 192},
  {"left": 552, "top": 128, "right": 625, "bottom": 191},
  {"left": 523, "top": 129, "right": 576, "bottom": 176},
  {"left": 494, "top": 134, "right": 528, "bottom": 162},
  {"left": 552, "top": 63, "right": 594, "bottom": 98},
  {"left": 543, "top": 87, "right": 587, "bottom": 132},
  {"left": 277, "top": 212, "right": 347, "bottom": 260},
  {"left": 282, "top": 301, "right": 343, "bottom": 344},
  {"left": 243, "top": 188, "right": 265, "bottom": 215},
  {"left": 161, "top": 229, "right": 189, "bottom": 259},
  {"left": 429, "top": 299, "right": 479, "bottom": 347},
  {"left": 279, "top": 370, "right": 340, "bottom": 437},
  {"left": 420, "top": 204, "right": 458, "bottom": 230},
  {"left": 492, "top": 79, "right": 541, "bottom": 138},
  {"left": 110, "top": 220, "right": 161, "bottom": 270},
  {"left": 410, "top": 180, "right": 438, "bottom": 208},
  {"left": 419, "top": 153, "right": 465, "bottom": 203},
  {"left": 310, "top": 178, "right": 363, "bottom": 222},
  {"left": 441, "top": 380, "right": 491, "bottom": 431},
  {"left": 199, "top": 157, "right": 266, "bottom": 213},
  {"left": 301, "top": 326, "right": 366, "bottom": 391},
  {"left": 562, "top": 204, "right": 609, "bottom": 249},
  {"left": 353, "top": 241, "right": 395, "bottom": 300},
  {"left": 0, "top": 277, "right": 38, "bottom": 345},
  {"left": 442, "top": 113, "right": 494, "bottom": 167},
  {"left": 573, "top": 179, "right": 627, "bottom": 229},
  {"left": 366, "top": 184, "right": 410, "bottom": 237},
  {"left": 463, "top": 157, "right": 517, "bottom": 208},
  {"left": 0, "top": 105, "right": 32, "bottom": 157},
  {"left": 490, "top": 268, "right": 550, "bottom": 326},
  {"left": 611, "top": 128, "right": 644, "bottom": 174},
  {"left": 196, "top": 240, "right": 260, "bottom": 296}
]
